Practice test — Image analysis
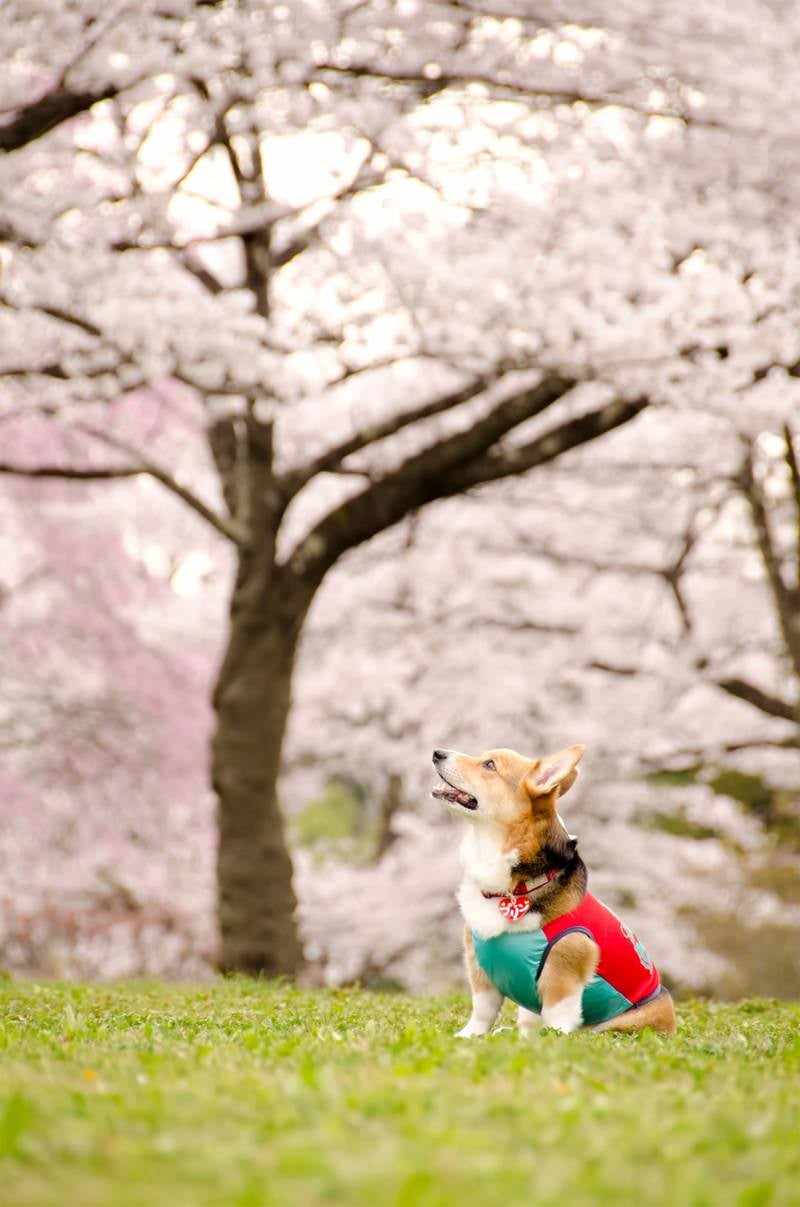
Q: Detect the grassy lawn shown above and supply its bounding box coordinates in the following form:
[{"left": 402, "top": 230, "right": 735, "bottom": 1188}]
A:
[{"left": 0, "top": 981, "right": 798, "bottom": 1206}]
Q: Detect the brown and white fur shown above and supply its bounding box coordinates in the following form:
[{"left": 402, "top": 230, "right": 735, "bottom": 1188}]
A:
[{"left": 432, "top": 744, "right": 676, "bottom": 1037}]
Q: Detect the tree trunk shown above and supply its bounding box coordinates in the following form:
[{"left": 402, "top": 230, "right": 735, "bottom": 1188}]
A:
[{"left": 211, "top": 572, "right": 310, "bottom": 976}]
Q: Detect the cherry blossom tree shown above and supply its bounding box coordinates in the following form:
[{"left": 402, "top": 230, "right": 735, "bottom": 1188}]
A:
[{"left": 2, "top": 0, "right": 800, "bottom": 978}]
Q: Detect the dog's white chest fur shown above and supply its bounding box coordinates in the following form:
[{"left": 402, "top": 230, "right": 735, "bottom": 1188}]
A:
[{"left": 456, "top": 827, "right": 543, "bottom": 940}]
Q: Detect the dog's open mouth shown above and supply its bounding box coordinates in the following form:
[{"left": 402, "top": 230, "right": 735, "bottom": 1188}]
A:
[{"left": 432, "top": 776, "right": 478, "bottom": 810}]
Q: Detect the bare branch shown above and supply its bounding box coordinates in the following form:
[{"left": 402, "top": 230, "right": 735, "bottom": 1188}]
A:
[
  {"left": 736, "top": 444, "right": 800, "bottom": 676},
  {"left": 663, "top": 523, "right": 697, "bottom": 636},
  {"left": 213, "top": 105, "right": 273, "bottom": 319},
  {"left": 271, "top": 237, "right": 314, "bottom": 270},
  {"left": 784, "top": 423, "right": 800, "bottom": 586},
  {"left": 0, "top": 461, "right": 140, "bottom": 481},
  {"left": 281, "top": 371, "right": 492, "bottom": 497},
  {"left": 75, "top": 425, "right": 247, "bottom": 545},
  {"left": 207, "top": 418, "right": 238, "bottom": 517},
  {"left": 436, "top": 0, "right": 769, "bottom": 54},
  {"left": 110, "top": 200, "right": 295, "bottom": 253},
  {"left": 318, "top": 62, "right": 731, "bottom": 130},
  {"left": 440, "top": 396, "right": 649, "bottom": 492},
  {"left": 0, "top": 414, "right": 247, "bottom": 546},
  {"left": 587, "top": 660, "right": 638, "bottom": 676},
  {"left": 721, "top": 736, "right": 800, "bottom": 752},
  {"left": 2, "top": 362, "right": 70, "bottom": 380},
  {"left": 168, "top": 113, "right": 230, "bottom": 193},
  {"left": 0, "top": 299, "right": 147, "bottom": 387},
  {"left": 175, "top": 253, "right": 226, "bottom": 295},
  {"left": 462, "top": 615, "right": 578, "bottom": 636},
  {"left": 28, "top": 303, "right": 104, "bottom": 339},
  {"left": 0, "top": 83, "right": 127, "bottom": 153},
  {"left": 0, "top": 6, "right": 150, "bottom": 153},
  {"left": 111, "top": 154, "right": 384, "bottom": 264},
  {"left": 715, "top": 678, "right": 798, "bottom": 723},
  {"left": 639, "top": 732, "right": 800, "bottom": 768},
  {"left": 373, "top": 773, "right": 404, "bottom": 862},
  {"left": 286, "top": 374, "right": 577, "bottom": 578}
]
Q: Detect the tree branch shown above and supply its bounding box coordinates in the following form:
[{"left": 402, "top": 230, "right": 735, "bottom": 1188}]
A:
[
  {"left": 75, "top": 425, "right": 247, "bottom": 545},
  {"left": 0, "top": 4, "right": 139, "bottom": 156},
  {"left": 281, "top": 371, "right": 492, "bottom": 498},
  {"left": 736, "top": 444, "right": 800, "bottom": 677},
  {"left": 588, "top": 660, "right": 638, "bottom": 676},
  {"left": 28, "top": 303, "right": 104, "bottom": 339},
  {"left": 715, "top": 678, "right": 798, "bottom": 723},
  {"left": 0, "top": 461, "right": 140, "bottom": 481},
  {"left": 784, "top": 423, "right": 800, "bottom": 586},
  {"left": 721, "top": 736, "right": 800, "bottom": 752},
  {"left": 176, "top": 252, "right": 226, "bottom": 295},
  {"left": 318, "top": 62, "right": 730, "bottom": 130},
  {"left": 0, "top": 433, "right": 245, "bottom": 546},
  {"left": 0, "top": 4, "right": 193, "bottom": 155},
  {"left": 0, "top": 84, "right": 125, "bottom": 153},
  {"left": 214, "top": 109, "right": 273, "bottom": 320},
  {"left": 439, "top": 396, "right": 649, "bottom": 492},
  {"left": 286, "top": 374, "right": 581, "bottom": 578},
  {"left": 662, "top": 523, "right": 697, "bottom": 636}
]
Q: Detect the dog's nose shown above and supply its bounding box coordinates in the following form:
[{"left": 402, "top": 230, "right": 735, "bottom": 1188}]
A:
[{"left": 432, "top": 749, "right": 447, "bottom": 763}]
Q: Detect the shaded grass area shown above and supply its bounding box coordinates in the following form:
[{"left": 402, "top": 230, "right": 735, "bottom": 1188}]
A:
[{"left": 0, "top": 981, "right": 798, "bottom": 1206}]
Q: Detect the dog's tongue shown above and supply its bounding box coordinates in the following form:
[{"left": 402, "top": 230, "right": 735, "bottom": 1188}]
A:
[{"left": 432, "top": 783, "right": 476, "bottom": 806}]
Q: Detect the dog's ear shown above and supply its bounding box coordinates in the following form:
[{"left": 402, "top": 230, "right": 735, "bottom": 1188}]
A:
[
  {"left": 558, "top": 766, "right": 580, "bottom": 797},
  {"left": 524, "top": 745, "right": 585, "bottom": 800}
]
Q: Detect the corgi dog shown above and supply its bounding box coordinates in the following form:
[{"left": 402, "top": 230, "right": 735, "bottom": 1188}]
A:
[{"left": 432, "top": 744, "right": 676, "bottom": 1036}]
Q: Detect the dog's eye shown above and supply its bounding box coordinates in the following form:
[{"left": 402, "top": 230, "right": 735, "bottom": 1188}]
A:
[{"left": 482, "top": 759, "right": 496, "bottom": 772}]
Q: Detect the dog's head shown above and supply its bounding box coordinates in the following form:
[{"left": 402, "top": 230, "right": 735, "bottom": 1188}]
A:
[{"left": 431, "top": 744, "right": 584, "bottom": 852}]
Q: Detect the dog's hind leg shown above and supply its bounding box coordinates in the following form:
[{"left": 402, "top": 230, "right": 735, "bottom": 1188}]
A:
[
  {"left": 592, "top": 987, "right": 677, "bottom": 1035},
  {"left": 538, "top": 932, "right": 599, "bottom": 1034},
  {"left": 517, "top": 1004, "right": 541, "bottom": 1035},
  {"left": 456, "top": 927, "right": 504, "bottom": 1037}
]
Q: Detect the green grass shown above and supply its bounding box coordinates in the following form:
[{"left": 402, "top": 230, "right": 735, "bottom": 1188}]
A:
[{"left": 0, "top": 982, "right": 798, "bottom": 1207}]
